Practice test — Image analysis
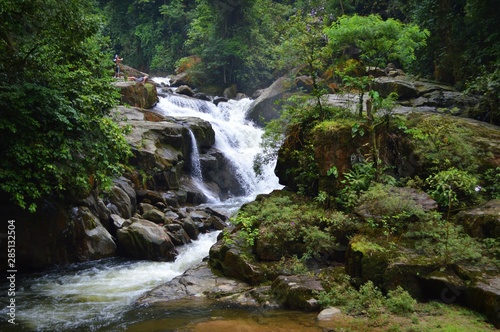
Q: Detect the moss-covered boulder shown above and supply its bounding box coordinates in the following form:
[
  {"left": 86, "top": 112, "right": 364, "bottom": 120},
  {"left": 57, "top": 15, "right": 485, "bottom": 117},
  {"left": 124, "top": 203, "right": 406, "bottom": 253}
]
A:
[
  {"left": 271, "top": 275, "right": 324, "bottom": 311},
  {"left": 114, "top": 81, "right": 158, "bottom": 109},
  {"left": 209, "top": 239, "right": 267, "bottom": 285}
]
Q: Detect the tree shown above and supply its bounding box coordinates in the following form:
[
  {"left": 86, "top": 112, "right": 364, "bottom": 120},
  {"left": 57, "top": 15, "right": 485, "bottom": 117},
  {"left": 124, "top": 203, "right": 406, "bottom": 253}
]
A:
[
  {"left": 323, "top": 14, "right": 428, "bottom": 176},
  {"left": 0, "top": 0, "right": 131, "bottom": 212},
  {"left": 185, "top": 0, "right": 289, "bottom": 92}
]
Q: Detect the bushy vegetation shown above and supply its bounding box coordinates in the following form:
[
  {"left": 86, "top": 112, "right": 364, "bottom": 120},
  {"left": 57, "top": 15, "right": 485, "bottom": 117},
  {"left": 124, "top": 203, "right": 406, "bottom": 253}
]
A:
[
  {"left": 0, "top": 0, "right": 131, "bottom": 211},
  {"left": 226, "top": 191, "right": 358, "bottom": 261}
]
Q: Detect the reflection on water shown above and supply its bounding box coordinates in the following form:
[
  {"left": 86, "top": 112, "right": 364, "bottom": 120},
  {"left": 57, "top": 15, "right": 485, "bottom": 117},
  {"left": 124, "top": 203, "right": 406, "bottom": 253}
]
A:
[{"left": 112, "top": 306, "right": 328, "bottom": 332}]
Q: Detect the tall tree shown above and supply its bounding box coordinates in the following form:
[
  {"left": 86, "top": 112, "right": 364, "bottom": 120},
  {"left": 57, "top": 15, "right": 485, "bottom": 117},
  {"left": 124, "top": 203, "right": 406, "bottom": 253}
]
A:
[{"left": 0, "top": 0, "right": 130, "bottom": 211}]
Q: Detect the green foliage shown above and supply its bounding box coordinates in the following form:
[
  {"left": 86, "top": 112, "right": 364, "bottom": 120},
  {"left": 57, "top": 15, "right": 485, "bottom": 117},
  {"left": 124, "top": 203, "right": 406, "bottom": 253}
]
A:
[
  {"left": 404, "top": 114, "right": 484, "bottom": 175},
  {"left": 185, "top": 0, "right": 290, "bottom": 91},
  {"left": 324, "top": 14, "right": 429, "bottom": 70},
  {"left": 227, "top": 192, "right": 339, "bottom": 260},
  {"left": 318, "top": 278, "right": 409, "bottom": 318},
  {"left": 482, "top": 167, "right": 500, "bottom": 199},
  {"left": 337, "top": 162, "right": 376, "bottom": 210},
  {"left": 425, "top": 168, "right": 479, "bottom": 212},
  {"left": 405, "top": 218, "right": 490, "bottom": 266},
  {"left": 0, "top": 0, "right": 131, "bottom": 211},
  {"left": 386, "top": 286, "right": 417, "bottom": 315},
  {"left": 359, "top": 183, "right": 432, "bottom": 237}
]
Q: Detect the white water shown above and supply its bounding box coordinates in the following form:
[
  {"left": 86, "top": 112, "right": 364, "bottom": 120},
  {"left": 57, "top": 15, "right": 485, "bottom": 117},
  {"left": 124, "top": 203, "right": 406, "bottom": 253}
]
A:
[
  {"left": 187, "top": 128, "right": 220, "bottom": 203},
  {"left": 0, "top": 232, "right": 220, "bottom": 331},
  {"left": 155, "top": 94, "right": 282, "bottom": 203}
]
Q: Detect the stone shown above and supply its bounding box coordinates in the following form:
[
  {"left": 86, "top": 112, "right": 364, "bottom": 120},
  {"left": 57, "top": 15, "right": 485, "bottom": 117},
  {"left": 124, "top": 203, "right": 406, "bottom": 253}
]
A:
[
  {"left": 317, "top": 307, "right": 342, "bottom": 321},
  {"left": 136, "top": 262, "right": 252, "bottom": 306},
  {"left": 142, "top": 208, "right": 165, "bottom": 224},
  {"left": 455, "top": 199, "right": 500, "bottom": 239},
  {"left": 176, "top": 85, "right": 195, "bottom": 97},
  {"left": 107, "top": 185, "right": 132, "bottom": 219},
  {"left": 116, "top": 219, "right": 177, "bottom": 261},
  {"left": 70, "top": 206, "right": 116, "bottom": 261},
  {"left": 247, "top": 75, "right": 295, "bottom": 126},
  {"left": 114, "top": 80, "right": 158, "bottom": 109},
  {"left": 271, "top": 275, "right": 324, "bottom": 311}
]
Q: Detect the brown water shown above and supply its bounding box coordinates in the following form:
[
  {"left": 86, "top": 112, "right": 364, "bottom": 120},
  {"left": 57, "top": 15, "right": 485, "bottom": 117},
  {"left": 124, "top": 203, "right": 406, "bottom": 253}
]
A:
[{"left": 121, "top": 306, "right": 334, "bottom": 332}]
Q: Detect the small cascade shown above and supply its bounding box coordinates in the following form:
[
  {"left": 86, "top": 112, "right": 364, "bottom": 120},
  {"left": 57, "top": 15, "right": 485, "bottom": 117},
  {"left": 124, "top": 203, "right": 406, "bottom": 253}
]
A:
[
  {"left": 187, "top": 128, "right": 218, "bottom": 203},
  {"left": 188, "top": 129, "right": 203, "bottom": 179}
]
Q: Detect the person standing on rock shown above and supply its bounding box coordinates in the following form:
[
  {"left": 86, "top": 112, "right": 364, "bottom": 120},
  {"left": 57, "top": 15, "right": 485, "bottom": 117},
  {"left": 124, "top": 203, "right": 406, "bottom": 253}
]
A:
[{"left": 113, "top": 54, "right": 123, "bottom": 78}]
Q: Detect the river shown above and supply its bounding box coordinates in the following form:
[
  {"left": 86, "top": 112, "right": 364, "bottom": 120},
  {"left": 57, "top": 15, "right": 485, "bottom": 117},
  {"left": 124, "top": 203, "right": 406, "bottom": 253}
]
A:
[{"left": 0, "top": 80, "right": 320, "bottom": 331}]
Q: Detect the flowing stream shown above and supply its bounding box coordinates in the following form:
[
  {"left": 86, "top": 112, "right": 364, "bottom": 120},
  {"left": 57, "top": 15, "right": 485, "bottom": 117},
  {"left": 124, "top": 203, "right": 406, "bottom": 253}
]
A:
[{"left": 0, "top": 81, "right": 288, "bottom": 331}]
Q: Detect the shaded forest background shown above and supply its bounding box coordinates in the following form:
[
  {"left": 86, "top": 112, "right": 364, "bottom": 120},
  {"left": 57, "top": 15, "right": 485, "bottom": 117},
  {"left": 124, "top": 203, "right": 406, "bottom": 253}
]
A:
[{"left": 99, "top": 0, "right": 499, "bottom": 93}]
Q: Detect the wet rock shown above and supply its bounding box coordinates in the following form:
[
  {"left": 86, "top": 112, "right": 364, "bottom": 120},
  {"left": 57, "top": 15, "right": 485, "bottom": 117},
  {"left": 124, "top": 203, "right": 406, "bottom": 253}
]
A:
[
  {"left": 116, "top": 219, "right": 177, "bottom": 261},
  {"left": 70, "top": 206, "right": 117, "bottom": 261},
  {"left": 136, "top": 262, "right": 252, "bottom": 306},
  {"left": 455, "top": 199, "right": 500, "bottom": 239},
  {"left": 179, "top": 216, "right": 199, "bottom": 240},
  {"left": 166, "top": 228, "right": 191, "bottom": 246},
  {"left": 176, "top": 85, "right": 195, "bottom": 97},
  {"left": 271, "top": 275, "right": 324, "bottom": 311},
  {"left": 114, "top": 80, "right": 158, "bottom": 109},
  {"left": 247, "top": 76, "right": 295, "bottom": 126},
  {"left": 107, "top": 185, "right": 133, "bottom": 219},
  {"left": 209, "top": 240, "right": 267, "bottom": 285}
]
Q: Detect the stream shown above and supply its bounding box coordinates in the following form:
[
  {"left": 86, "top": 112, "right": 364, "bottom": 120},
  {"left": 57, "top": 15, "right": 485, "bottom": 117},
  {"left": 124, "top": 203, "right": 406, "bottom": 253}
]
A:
[{"left": 0, "top": 79, "right": 306, "bottom": 331}]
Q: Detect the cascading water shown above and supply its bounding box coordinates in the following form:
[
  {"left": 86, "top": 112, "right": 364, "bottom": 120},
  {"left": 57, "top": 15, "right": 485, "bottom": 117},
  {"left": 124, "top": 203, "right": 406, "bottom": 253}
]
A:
[
  {"left": 156, "top": 93, "right": 282, "bottom": 207},
  {"left": 187, "top": 128, "right": 219, "bottom": 203},
  {"left": 0, "top": 82, "right": 283, "bottom": 331}
]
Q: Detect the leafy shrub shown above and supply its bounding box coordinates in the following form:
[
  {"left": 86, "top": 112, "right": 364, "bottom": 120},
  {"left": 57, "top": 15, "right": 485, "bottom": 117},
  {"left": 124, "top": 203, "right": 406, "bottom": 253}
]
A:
[
  {"left": 318, "top": 277, "right": 413, "bottom": 319},
  {"left": 425, "top": 168, "right": 479, "bottom": 212},
  {"left": 405, "top": 219, "right": 485, "bottom": 265},
  {"left": 386, "top": 286, "right": 417, "bottom": 315},
  {"left": 337, "top": 162, "right": 377, "bottom": 210},
  {"left": 404, "top": 114, "right": 485, "bottom": 175},
  {"left": 227, "top": 192, "right": 338, "bottom": 259}
]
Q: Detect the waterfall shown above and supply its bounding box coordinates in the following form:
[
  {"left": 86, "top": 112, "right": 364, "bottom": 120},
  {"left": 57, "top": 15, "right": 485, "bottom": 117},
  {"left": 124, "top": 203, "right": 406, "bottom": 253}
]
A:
[
  {"left": 188, "top": 129, "right": 203, "bottom": 180},
  {"left": 187, "top": 128, "right": 219, "bottom": 203},
  {"left": 155, "top": 93, "right": 282, "bottom": 206}
]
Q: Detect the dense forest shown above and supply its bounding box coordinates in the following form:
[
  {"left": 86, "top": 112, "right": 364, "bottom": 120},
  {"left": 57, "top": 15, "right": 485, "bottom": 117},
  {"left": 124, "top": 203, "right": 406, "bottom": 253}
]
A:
[{"left": 1, "top": 0, "right": 499, "bottom": 209}]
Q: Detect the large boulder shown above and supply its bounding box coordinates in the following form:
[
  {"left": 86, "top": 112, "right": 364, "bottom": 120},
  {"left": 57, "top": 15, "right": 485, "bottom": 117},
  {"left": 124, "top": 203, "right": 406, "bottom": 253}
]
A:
[
  {"left": 116, "top": 219, "right": 177, "bottom": 261},
  {"left": 247, "top": 76, "right": 295, "bottom": 126},
  {"left": 114, "top": 81, "right": 158, "bottom": 109},
  {"left": 69, "top": 206, "right": 116, "bottom": 261},
  {"left": 271, "top": 275, "right": 324, "bottom": 311}
]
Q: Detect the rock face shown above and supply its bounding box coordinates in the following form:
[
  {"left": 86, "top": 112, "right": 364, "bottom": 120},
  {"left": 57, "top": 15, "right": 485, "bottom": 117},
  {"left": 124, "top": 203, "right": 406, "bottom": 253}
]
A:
[
  {"left": 271, "top": 275, "right": 324, "bottom": 311},
  {"left": 112, "top": 105, "right": 243, "bottom": 203},
  {"left": 0, "top": 198, "right": 116, "bottom": 271},
  {"left": 455, "top": 199, "right": 500, "bottom": 239}
]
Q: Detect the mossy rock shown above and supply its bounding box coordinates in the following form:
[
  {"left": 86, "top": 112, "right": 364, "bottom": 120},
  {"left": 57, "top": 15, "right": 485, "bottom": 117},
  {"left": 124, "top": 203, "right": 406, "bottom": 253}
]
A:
[
  {"left": 271, "top": 275, "right": 324, "bottom": 311},
  {"left": 345, "top": 235, "right": 392, "bottom": 287},
  {"left": 115, "top": 81, "right": 158, "bottom": 109}
]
